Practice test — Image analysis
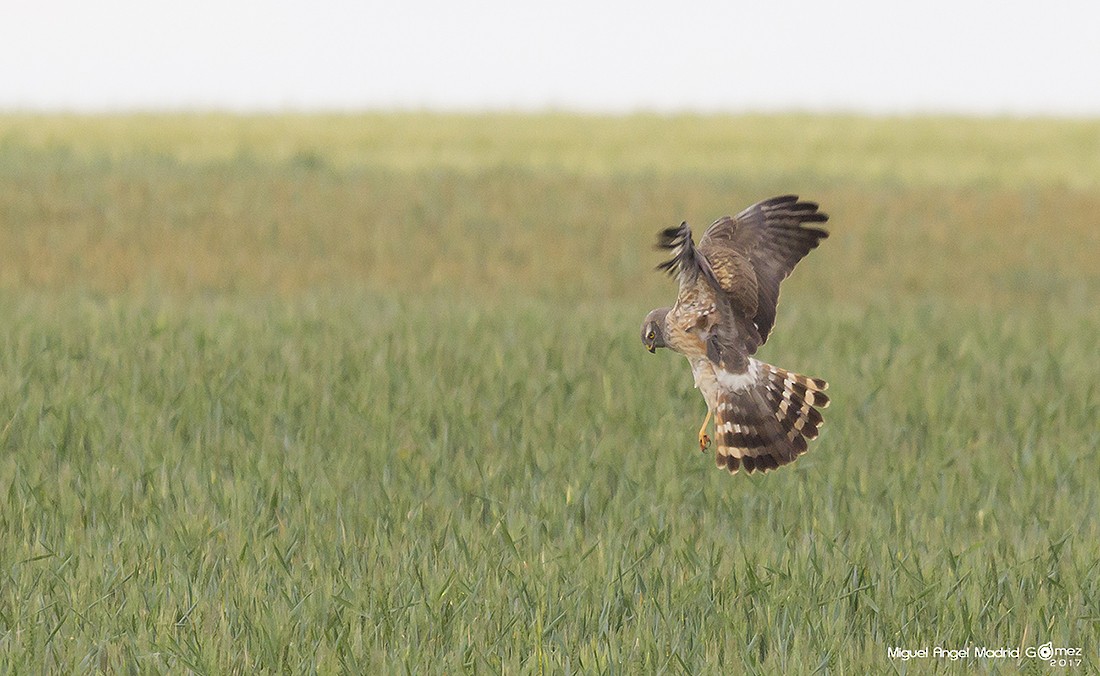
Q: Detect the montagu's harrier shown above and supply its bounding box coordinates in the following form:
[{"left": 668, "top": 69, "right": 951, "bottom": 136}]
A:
[{"left": 640, "top": 195, "right": 830, "bottom": 474}]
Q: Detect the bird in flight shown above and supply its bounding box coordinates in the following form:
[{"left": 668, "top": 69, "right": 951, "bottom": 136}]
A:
[{"left": 640, "top": 195, "right": 830, "bottom": 474}]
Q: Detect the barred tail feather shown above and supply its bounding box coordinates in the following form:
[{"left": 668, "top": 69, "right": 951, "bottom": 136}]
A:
[{"left": 714, "top": 360, "right": 829, "bottom": 474}]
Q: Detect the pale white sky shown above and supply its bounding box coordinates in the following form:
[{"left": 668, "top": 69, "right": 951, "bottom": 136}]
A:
[{"left": 3, "top": 0, "right": 1099, "bottom": 115}]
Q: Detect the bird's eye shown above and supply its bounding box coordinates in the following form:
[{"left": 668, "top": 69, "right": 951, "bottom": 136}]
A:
[{"left": 647, "top": 331, "right": 655, "bottom": 341}]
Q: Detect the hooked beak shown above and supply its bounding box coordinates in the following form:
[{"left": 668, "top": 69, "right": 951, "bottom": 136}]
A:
[{"left": 647, "top": 345, "right": 656, "bottom": 354}]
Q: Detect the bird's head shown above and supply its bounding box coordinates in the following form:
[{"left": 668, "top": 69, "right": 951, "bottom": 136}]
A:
[{"left": 640, "top": 307, "right": 670, "bottom": 353}]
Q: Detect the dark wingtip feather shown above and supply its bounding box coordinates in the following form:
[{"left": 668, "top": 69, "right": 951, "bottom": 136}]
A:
[
  {"left": 656, "top": 222, "right": 689, "bottom": 249},
  {"left": 787, "top": 199, "right": 828, "bottom": 222},
  {"left": 654, "top": 221, "right": 709, "bottom": 281},
  {"left": 766, "top": 194, "right": 828, "bottom": 224}
]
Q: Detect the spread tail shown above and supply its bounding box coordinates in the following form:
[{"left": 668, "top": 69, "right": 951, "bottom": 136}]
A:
[{"left": 714, "top": 359, "right": 829, "bottom": 474}]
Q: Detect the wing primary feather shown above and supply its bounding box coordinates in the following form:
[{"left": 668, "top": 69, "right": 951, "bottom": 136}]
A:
[{"left": 655, "top": 221, "right": 719, "bottom": 289}]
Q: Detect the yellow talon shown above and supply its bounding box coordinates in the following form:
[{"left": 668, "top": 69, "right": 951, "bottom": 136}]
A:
[{"left": 698, "top": 408, "right": 713, "bottom": 452}]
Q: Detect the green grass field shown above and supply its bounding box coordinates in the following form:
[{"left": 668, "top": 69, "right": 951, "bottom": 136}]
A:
[{"left": 1, "top": 113, "right": 1098, "bottom": 673}]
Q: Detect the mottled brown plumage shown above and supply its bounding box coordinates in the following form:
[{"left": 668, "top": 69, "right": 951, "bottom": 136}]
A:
[{"left": 641, "top": 195, "right": 831, "bottom": 474}]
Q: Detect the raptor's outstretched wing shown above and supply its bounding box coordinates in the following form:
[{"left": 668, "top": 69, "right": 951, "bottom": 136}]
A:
[{"left": 699, "top": 195, "right": 828, "bottom": 344}]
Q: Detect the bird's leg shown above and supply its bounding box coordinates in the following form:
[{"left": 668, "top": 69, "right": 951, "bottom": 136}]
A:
[{"left": 698, "top": 408, "right": 713, "bottom": 452}]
